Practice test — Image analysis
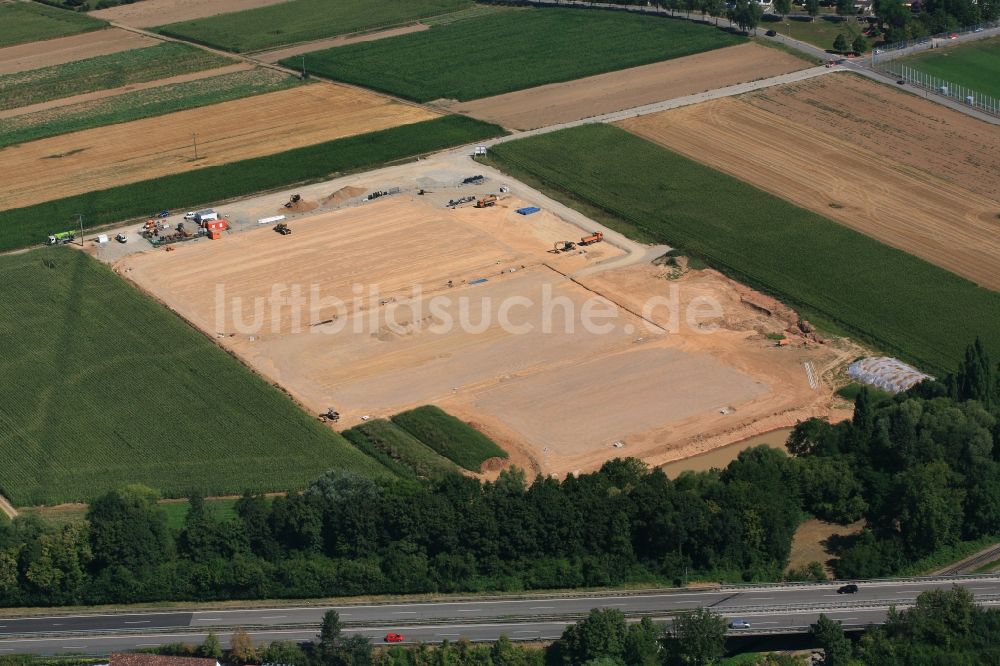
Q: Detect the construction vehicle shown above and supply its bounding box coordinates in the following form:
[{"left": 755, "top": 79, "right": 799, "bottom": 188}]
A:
[
  {"left": 579, "top": 231, "right": 604, "bottom": 246},
  {"left": 550, "top": 240, "right": 576, "bottom": 254},
  {"left": 284, "top": 194, "right": 301, "bottom": 208},
  {"left": 462, "top": 175, "right": 485, "bottom": 185},
  {"left": 476, "top": 194, "right": 498, "bottom": 208},
  {"left": 176, "top": 223, "right": 192, "bottom": 238},
  {"left": 446, "top": 195, "right": 476, "bottom": 208},
  {"left": 47, "top": 230, "right": 76, "bottom": 245},
  {"left": 274, "top": 222, "right": 292, "bottom": 235},
  {"left": 319, "top": 408, "right": 340, "bottom": 423}
]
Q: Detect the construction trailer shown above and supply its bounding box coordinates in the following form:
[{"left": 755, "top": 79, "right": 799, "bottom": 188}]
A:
[{"left": 204, "top": 219, "right": 228, "bottom": 240}]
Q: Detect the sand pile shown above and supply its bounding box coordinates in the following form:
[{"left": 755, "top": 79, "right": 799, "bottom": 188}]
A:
[
  {"left": 280, "top": 198, "right": 318, "bottom": 214},
  {"left": 323, "top": 185, "right": 366, "bottom": 206}
]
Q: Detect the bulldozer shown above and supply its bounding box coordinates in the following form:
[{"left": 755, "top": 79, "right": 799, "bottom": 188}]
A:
[
  {"left": 475, "top": 194, "right": 498, "bottom": 208},
  {"left": 550, "top": 240, "right": 577, "bottom": 254},
  {"left": 283, "top": 194, "right": 301, "bottom": 208},
  {"left": 274, "top": 222, "right": 291, "bottom": 235}
]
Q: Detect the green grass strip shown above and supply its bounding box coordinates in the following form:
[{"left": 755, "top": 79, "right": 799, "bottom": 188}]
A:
[
  {"left": 343, "top": 419, "right": 458, "bottom": 480},
  {"left": 489, "top": 124, "right": 1000, "bottom": 375},
  {"left": 391, "top": 406, "right": 507, "bottom": 472},
  {"left": 0, "top": 249, "right": 389, "bottom": 506},
  {"left": 289, "top": 7, "right": 744, "bottom": 102},
  {"left": 0, "top": 68, "right": 300, "bottom": 148},
  {"left": 0, "top": 115, "right": 505, "bottom": 252},
  {"left": 901, "top": 36, "right": 1000, "bottom": 98},
  {"left": 155, "top": 0, "right": 473, "bottom": 53},
  {"left": 0, "top": 2, "right": 106, "bottom": 48},
  {"left": 0, "top": 41, "right": 233, "bottom": 112}
]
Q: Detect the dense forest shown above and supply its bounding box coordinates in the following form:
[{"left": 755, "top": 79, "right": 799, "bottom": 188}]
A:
[{"left": 0, "top": 341, "right": 996, "bottom": 606}]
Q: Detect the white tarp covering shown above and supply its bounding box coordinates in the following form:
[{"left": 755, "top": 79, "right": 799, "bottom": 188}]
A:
[{"left": 847, "top": 356, "right": 933, "bottom": 394}]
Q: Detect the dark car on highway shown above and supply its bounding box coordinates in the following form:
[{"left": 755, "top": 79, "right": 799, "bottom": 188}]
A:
[
  {"left": 838, "top": 584, "right": 859, "bottom": 594},
  {"left": 765, "top": 29, "right": 777, "bottom": 36}
]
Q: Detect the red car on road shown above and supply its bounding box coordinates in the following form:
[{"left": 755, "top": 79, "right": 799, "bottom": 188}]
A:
[{"left": 385, "top": 633, "right": 405, "bottom": 643}]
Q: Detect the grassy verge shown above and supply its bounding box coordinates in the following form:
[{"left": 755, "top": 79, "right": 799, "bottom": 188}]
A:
[
  {"left": 19, "top": 497, "right": 243, "bottom": 530},
  {"left": 0, "top": 249, "right": 389, "bottom": 507},
  {"left": 762, "top": 14, "right": 863, "bottom": 52},
  {"left": 343, "top": 419, "right": 459, "bottom": 480},
  {"left": 0, "top": 42, "right": 233, "bottom": 112},
  {"left": 155, "top": 0, "right": 473, "bottom": 53},
  {"left": 288, "top": 7, "right": 743, "bottom": 102},
  {"left": 1, "top": 68, "right": 300, "bottom": 148},
  {"left": 899, "top": 36, "right": 1000, "bottom": 98},
  {"left": 489, "top": 124, "right": 1000, "bottom": 375},
  {"left": 0, "top": 115, "right": 505, "bottom": 252},
  {"left": 391, "top": 406, "right": 507, "bottom": 472},
  {"left": 895, "top": 536, "right": 999, "bottom": 576},
  {"left": 0, "top": 2, "right": 106, "bottom": 48}
]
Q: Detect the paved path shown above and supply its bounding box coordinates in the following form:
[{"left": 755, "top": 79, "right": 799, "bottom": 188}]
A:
[{"left": 0, "top": 496, "right": 15, "bottom": 520}]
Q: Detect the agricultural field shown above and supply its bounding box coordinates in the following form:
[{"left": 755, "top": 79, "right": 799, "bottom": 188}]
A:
[
  {"left": 0, "top": 42, "right": 232, "bottom": 112},
  {"left": 0, "top": 83, "right": 440, "bottom": 211},
  {"left": 392, "top": 406, "right": 507, "bottom": 471},
  {"left": 0, "top": 248, "right": 388, "bottom": 507},
  {"left": 489, "top": 124, "right": 1000, "bottom": 375},
  {"left": 619, "top": 74, "right": 1000, "bottom": 290},
  {"left": 343, "top": 419, "right": 459, "bottom": 479},
  {"left": 900, "top": 36, "right": 1000, "bottom": 98},
  {"left": 447, "top": 42, "right": 806, "bottom": 130},
  {"left": 0, "top": 28, "right": 155, "bottom": 75},
  {"left": 0, "top": 68, "right": 301, "bottom": 148},
  {"left": 0, "top": 114, "right": 502, "bottom": 252},
  {"left": 89, "top": 0, "right": 289, "bottom": 28},
  {"left": 155, "top": 0, "right": 473, "bottom": 53},
  {"left": 0, "top": 1, "right": 106, "bottom": 48},
  {"left": 115, "top": 165, "right": 847, "bottom": 478},
  {"left": 287, "top": 8, "right": 744, "bottom": 102}
]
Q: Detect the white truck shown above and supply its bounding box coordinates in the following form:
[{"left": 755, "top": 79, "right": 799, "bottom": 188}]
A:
[{"left": 185, "top": 209, "right": 219, "bottom": 224}]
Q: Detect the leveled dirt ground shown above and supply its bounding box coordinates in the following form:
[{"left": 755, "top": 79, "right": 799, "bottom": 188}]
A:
[
  {"left": 0, "top": 28, "right": 156, "bottom": 75},
  {"left": 447, "top": 43, "right": 807, "bottom": 130},
  {"left": 0, "top": 83, "right": 437, "bottom": 211},
  {"left": 116, "top": 178, "right": 850, "bottom": 477},
  {"left": 619, "top": 73, "right": 1000, "bottom": 290},
  {"left": 89, "top": 0, "right": 290, "bottom": 27}
]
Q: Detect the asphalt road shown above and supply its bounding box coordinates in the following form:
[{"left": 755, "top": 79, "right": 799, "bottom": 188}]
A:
[{"left": 3, "top": 577, "right": 1000, "bottom": 655}]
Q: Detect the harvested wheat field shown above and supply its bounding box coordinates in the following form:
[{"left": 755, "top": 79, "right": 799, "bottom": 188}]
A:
[
  {"left": 619, "top": 73, "right": 1000, "bottom": 290},
  {"left": 0, "top": 28, "right": 155, "bottom": 75},
  {"left": 0, "top": 83, "right": 437, "bottom": 211},
  {"left": 89, "top": 0, "right": 289, "bottom": 27},
  {"left": 117, "top": 184, "right": 848, "bottom": 477},
  {"left": 448, "top": 43, "right": 806, "bottom": 130}
]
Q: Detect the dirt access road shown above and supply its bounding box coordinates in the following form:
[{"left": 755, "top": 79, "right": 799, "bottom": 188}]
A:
[
  {"left": 0, "top": 28, "right": 156, "bottom": 75},
  {"left": 0, "top": 83, "right": 437, "bottom": 211},
  {"left": 620, "top": 73, "right": 1000, "bottom": 290},
  {"left": 448, "top": 42, "right": 807, "bottom": 130}
]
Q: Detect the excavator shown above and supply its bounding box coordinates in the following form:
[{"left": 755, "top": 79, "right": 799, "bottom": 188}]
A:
[{"left": 550, "top": 240, "right": 577, "bottom": 254}]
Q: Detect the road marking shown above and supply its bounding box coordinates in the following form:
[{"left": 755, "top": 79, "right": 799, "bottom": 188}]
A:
[
  {"left": 603, "top": 603, "right": 626, "bottom": 607},
  {"left": 61, "top": 646, "right": 86, "bottom": 650},
  {"left": 529, "top": 606, "right": 554, "bottom": 610},
  {"left": 823, "top": 594, "right": 840, "bottom": 597},
  {"left": 894, "top": 590, "right": 921, "bottom": 594},
  {"left": 194, "top": 618, "right": 223, "bottom": 621},
  {"left": 393, "top": 612, "right": 417, "bottom": 615},
  {"left": 755, "top": 621, "right": 779, "bottom": 624},
  {"left": 137, "top": 644, "right": 160, "bottom": 647},
  {"left": 457, "top": 609, "right": 478, "bottom": 612},
  {"left": 513, "top": 630, "right": 536, "bottom": 634},
  {"left": 260, "top": 616, "right": 287, "bottom": 619},
  {"left": 839, "top": 618, "right": 859, "bottom": 621},
  {"left": 749, "top": 597, "right": 773, "bottom": 600},
  {"left": 438, "top": 633, "right": 461, "bottom": 637},
  {"left": 125, "top": 621, "right": 150, "bottom": 624},
  {"left": 52, "top": 624, "right": 63, "bottom": 626}
]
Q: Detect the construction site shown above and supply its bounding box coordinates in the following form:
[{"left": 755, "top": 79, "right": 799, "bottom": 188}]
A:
[{"left": 110, "top": 154, "right": 853, "bottom": 477}]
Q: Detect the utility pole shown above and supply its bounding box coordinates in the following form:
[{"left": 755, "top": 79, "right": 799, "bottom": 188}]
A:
[
  {"left": 75, "top": 213, "right": 83, "bottom": 246},
  {"left": 301, "top": 55, "right": 307, "bottom": 79},
  {"left": 192, "top": 133, "right": 199, "bottom": 160}
]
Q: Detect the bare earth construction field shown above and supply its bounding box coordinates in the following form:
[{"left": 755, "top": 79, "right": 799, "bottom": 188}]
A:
[
  {"left": 117, "top": 181, "right": 847, "bottom": 476},
  {"left": 0, "top": 84, "right": 437, "bottom": 210},
  {"left": 445, "top": 43, "right": 807, "bottom": 130},
  {"left": 619, "top": 73, "right": 1000, "bottom": 290},
  {"left": 0, "top": 28, "right": 156, "bottom": 75}
]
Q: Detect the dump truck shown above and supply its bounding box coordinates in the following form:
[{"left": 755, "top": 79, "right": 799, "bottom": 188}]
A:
[
  {"left": 579, "top": 231, "right": 604, "bottom": 246},
  {"left": 274, "top": 222, "right": 291, "bottom": 235},
  {"left": 476, "top": 194, "right": 498, "bottom": 208},
  {"left": 47, "top": 230, "right": 76, "bottom": 245}
]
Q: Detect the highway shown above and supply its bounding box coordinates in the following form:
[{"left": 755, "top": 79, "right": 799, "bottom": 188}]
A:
[{"left": 3, "top": 576, "right": 1000, "bottom": 655}]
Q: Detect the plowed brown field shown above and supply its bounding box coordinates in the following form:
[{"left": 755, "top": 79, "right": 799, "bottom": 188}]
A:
[
  {"left": 89, "top": 0, "right": 290, "bottom": 27},
  {"left": 0, "top": 84, "right": 438, "bottom": 211},
  {"left": 619, "top": 74, "right": 1000, "bottom": 290},
  {"left": 449, "top": 43, "right": 807, "bottom": 130}
]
